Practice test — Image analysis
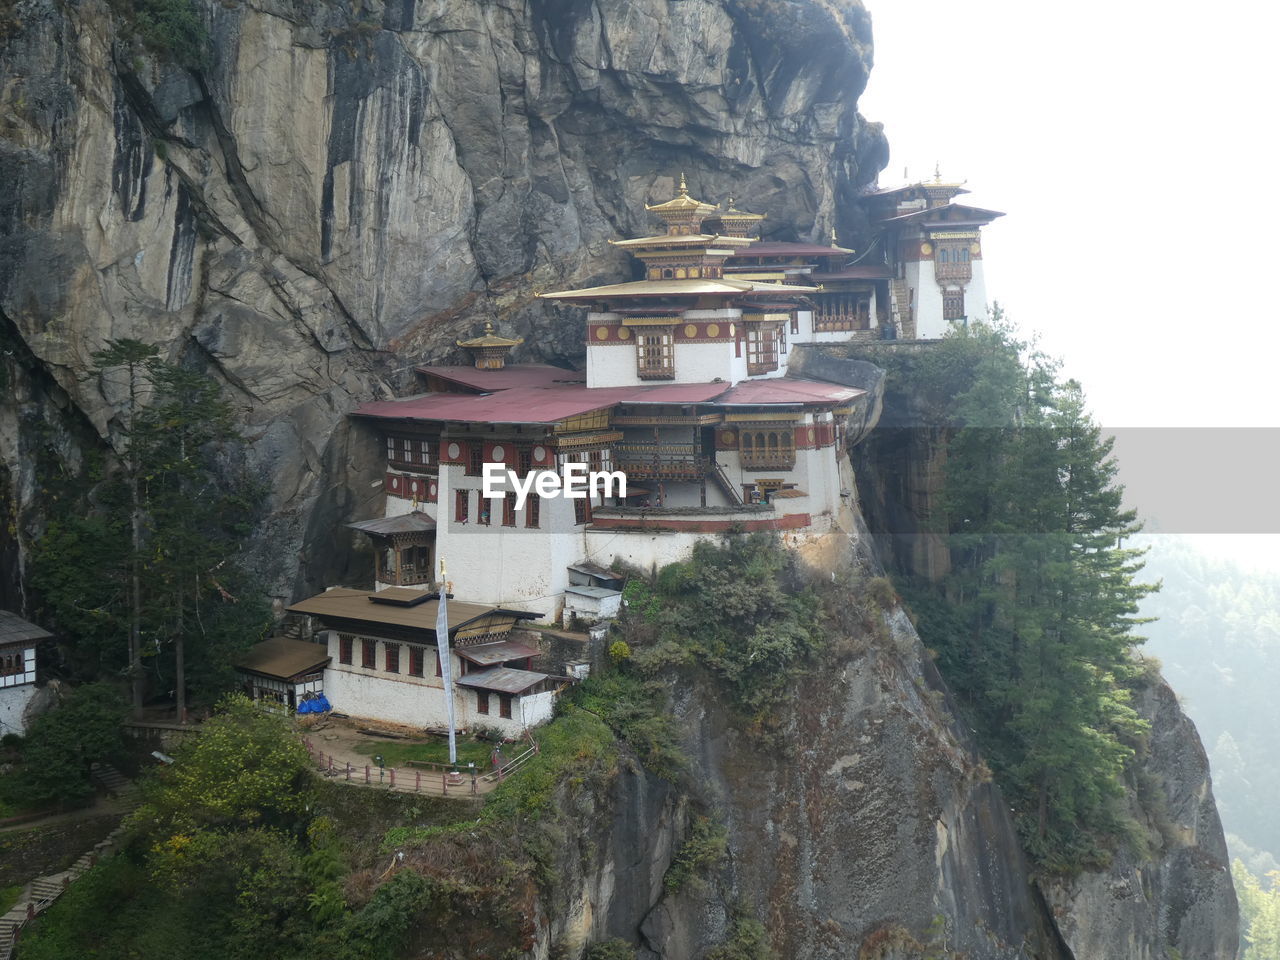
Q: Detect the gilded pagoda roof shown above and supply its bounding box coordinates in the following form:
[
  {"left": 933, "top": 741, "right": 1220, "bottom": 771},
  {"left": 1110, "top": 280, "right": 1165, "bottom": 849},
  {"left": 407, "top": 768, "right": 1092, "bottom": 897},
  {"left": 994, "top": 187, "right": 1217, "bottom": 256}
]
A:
[
  {"left": 456, "top": 321, "right": 523, "bottom": 349},
  {"left": 537, "top": 277, "right": 818, "bottom": 300},
  {"left": 644, "top": 174, "right": 717, "bottom": 216},
  {"left": 608, "top": 233, "right": 758, "bottom": 250}
]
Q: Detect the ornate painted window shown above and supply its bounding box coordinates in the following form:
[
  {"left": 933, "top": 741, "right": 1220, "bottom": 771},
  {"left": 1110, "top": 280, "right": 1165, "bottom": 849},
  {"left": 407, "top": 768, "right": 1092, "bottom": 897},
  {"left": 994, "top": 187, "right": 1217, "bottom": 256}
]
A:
[
  {"left": 636, "top": 329, "right": 675, "bottom": 380},
  {"left": 386, "top": 437, "right": 430, "bottom": 469},
  {"left": 745, "top": 325, "right": 779, "bottom": 375},
  {"left": 739, "top": 428, "right": 796, "bottom": 469},
  {"left": 943, "top": 291, "right": 965, "bottom": 320}
]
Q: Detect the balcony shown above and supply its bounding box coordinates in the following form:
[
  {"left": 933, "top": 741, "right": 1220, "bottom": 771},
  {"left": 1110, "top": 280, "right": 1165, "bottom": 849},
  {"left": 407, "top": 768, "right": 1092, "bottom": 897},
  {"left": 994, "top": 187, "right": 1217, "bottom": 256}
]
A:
[{"left": 614, "top": 443, "right": 708, "bottom": 480}]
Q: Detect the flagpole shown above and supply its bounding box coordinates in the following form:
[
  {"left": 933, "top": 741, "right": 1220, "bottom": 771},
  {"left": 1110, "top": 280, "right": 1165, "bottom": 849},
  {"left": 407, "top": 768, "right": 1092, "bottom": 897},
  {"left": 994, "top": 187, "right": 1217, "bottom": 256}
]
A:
[{"left": 436, "top": 557, "right": 458, "bottom": 767}]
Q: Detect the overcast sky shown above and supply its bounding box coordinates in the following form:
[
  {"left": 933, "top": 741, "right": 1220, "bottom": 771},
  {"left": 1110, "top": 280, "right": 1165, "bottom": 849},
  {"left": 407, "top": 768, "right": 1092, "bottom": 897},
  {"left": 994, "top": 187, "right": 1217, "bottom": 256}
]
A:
[{"left": 857, "top": 0, "right": 1280, "bottom": 566}]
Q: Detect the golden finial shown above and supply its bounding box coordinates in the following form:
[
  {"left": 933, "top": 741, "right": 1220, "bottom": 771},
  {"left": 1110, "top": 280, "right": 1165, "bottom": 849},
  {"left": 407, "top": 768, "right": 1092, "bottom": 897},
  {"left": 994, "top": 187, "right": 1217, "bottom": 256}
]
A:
[
  {"left": 831, "top": 227, "right": 838, "bottom": 246},
  {"left": 726, "top": 195, "right": 734, "bottom": 209},
  {"left": 678, "top": 172, "right": 689, "bottom": 197},
  {"left": 483, "top": 320, "right": 495, "bottom": 335},
  {"left": 933, "top": 162, "right": 942, "bottom": 183}
]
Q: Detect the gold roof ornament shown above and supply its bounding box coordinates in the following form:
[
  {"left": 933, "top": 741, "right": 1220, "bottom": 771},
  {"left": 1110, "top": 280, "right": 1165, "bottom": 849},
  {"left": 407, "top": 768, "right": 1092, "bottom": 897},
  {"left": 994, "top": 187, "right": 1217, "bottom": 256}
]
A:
[
  {"left": 645, "top": 173, "right": 718, "bottom": 230},
  {"left": 456, "top": 321, "right": 523, "bottom": 370},
  {"left": 714, "top": 196, "right": 766, "bottom": 238}
]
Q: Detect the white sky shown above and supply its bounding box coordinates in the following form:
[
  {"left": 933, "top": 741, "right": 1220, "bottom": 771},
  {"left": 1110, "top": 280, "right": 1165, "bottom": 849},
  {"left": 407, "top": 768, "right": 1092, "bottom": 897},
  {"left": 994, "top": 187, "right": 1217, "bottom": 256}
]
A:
[
  {"left": 858, "top": 0, "right": 1280, "bottom": 428},
  {"left": 857, "top": 0, "right": 1280, "bottom": 566}
]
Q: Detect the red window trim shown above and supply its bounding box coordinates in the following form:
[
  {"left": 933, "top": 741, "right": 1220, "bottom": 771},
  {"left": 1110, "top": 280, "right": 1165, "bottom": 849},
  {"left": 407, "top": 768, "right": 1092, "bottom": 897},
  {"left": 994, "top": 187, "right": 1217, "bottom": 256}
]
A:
[
  {"left": 339, "top": 636, "right": 353, "bottom": 665},
  {"left": 409, "top": 647, "right": 424, "bottom": 677},
  {"left": 385, "top": 643, "right": 400, "bottom": 673},
  {"left": 361, "top": 639, "right": 376, "bottom": 669}
]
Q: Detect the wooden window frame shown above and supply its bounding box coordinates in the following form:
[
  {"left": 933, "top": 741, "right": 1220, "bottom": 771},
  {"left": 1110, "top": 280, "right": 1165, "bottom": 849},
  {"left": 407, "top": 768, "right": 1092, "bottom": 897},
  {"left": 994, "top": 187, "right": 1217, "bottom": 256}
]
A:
[
  {"left": 501, "top": 492, "right": 516, "bottom": 527},
  {"left": 467, "top": 444, "right": 484, "bottom": 477},
  {"left": 455, "top": 490, "right": 469, "bottom": 524},
  {"left": 525, "top": 494, "right": 540, "bottom": 528},
  {"left": 339, "top": 635, "right": 353, "bottom": 665},
  {"left": 636, "top": 328, "right": 675, "bottom": 380},
  {"left": 361, "top": 639, "right": 376, "bottom": 669},
  {"left": 499, "top": 694, "right": 513, "bottom": 719},
  {"left": 477, "top": 690, "right": 490, "bottom": 715},
  {"left": 385, "top": 643, "right": 400, "bottom": 673},
  {"left": 409, "top": 647, "right": 424, "bottom": 677}
]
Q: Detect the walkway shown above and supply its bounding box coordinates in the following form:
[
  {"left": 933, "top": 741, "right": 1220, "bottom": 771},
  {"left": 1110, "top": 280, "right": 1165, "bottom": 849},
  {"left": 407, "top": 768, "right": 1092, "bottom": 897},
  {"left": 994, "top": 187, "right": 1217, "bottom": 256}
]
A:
[
  {"left": 302, "top": 728, "right": 538, "bottom": 799},
  {"left": 0, "top": 766, "right": 137, "bottom": 959}
]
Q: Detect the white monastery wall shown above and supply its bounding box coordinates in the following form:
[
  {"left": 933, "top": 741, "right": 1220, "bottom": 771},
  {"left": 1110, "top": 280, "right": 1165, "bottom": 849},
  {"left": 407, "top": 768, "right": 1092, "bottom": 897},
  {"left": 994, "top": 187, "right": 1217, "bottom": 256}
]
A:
[
  {"left": 0, "top": 683, "right": 37, "bottom": 736},
  {"left": 964, "top": 261, "right": 990, "bottom": 323}
]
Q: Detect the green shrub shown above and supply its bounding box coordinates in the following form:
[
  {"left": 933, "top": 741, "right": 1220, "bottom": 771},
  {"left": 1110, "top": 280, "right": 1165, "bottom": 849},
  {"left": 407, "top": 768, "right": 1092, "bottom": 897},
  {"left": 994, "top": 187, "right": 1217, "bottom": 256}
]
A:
[
  {"left": 706, "top": 911, "right": 775, "bottom": 960},
  {"left": 664, "top": 815, "right": 728, "bottom": 893},
  {"left": 585, "top": 939, "right": 637, "bottom": 960}
]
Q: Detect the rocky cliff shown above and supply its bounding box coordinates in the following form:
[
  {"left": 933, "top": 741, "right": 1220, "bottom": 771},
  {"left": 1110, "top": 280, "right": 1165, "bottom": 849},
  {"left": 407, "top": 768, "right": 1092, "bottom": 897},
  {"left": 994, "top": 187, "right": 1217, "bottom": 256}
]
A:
[
  {"left": 519, "top": 524, "right": 1237, "bottom": 959},
  {"left": 0, "top": 0, "right": 887, "bottom": 608},
  {"left": 0, "top": 1, "right": 1239, "bottom": 956}
]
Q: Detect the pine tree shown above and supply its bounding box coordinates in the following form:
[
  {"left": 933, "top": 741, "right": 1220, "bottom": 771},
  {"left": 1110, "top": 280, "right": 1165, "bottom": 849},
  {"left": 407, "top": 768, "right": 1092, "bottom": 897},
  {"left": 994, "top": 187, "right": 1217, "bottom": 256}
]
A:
[{"left": 907, "top": 319, "right": 1157, "bottom": 869}]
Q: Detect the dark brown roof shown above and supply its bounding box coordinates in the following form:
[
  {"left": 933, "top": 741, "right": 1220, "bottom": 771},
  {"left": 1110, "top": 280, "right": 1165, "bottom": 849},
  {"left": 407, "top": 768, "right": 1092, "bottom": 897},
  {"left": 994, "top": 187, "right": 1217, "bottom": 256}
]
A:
[
  {"left": 347, "top": 513, "right": 437, "bottom": 537},
  {"left": 456, "top": 640, "right": 542, "bottom": 667},
  {"left": 0, "top": 610, "right": 53, "bottom": 646},
  {"left": 455, "top": 666, "right": 549, "bottom": 695},
  {"left": 415, "top": 364, "right": 584, "bottom": 392},
  {"left": 236, "top": 637, "right": 331, "bottom": 681},
  {"left": 286, "top": 588, "right": 537, "bottom": 634}
]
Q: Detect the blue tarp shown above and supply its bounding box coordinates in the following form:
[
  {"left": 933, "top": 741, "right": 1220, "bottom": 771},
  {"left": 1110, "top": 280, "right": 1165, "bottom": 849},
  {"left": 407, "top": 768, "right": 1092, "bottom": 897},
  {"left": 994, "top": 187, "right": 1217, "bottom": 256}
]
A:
[{"left": 297, "top": 693, "right": 331, "bottom": 714}]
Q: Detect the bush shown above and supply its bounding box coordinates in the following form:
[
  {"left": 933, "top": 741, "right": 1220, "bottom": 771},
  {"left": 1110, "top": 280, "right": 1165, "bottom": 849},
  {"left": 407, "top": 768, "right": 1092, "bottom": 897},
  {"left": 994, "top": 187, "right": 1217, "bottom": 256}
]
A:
[
  {"left": 608, "top": 640, "right": 632, "bottom": 663},
  {"left": 586, "top": 939, "right": 637, "bottom": 960},
  {"left": 664, "top": 815, "right": 728, "bottom": 893},
  {"left": 706, "top": 912, "right": 774, "bottom": 960},
  {"left": 865, "top": 576, "right": 897, "bottom": 610},
  {"left": 7, "top": 682, "right": 129, "bottom": 809}
]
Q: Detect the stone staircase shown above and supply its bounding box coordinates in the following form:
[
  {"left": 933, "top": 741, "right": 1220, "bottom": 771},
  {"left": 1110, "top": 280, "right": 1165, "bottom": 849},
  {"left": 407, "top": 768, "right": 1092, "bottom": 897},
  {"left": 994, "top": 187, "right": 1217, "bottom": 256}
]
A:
[{"left": 0, "top": 793, "right": 134, "bottom": 957}]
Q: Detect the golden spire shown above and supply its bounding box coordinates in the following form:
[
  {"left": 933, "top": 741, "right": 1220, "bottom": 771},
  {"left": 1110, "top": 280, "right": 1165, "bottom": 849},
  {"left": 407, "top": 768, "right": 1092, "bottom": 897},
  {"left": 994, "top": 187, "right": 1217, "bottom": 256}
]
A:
[
  {"left": 934, "top": 162, "right": 942, "bottom": 183},
  {"left": 679, "top": 172, "right": 689, "bottom": 197}
]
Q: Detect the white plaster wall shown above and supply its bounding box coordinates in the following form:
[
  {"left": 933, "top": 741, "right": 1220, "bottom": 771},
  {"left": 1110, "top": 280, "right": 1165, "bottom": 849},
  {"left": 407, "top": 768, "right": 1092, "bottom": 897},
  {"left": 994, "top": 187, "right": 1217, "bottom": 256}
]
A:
[
  {"left": 965, "top": 260, "right": 990, "bottom": 322},
  {"left": 564, "top": 591, "right": 622, "bottom": 622},
  {"left": 439, "top": 462, "right": 593, "bottom": 618},
  {"left": 907, "top": 260, "right": 947, "bottom": 340},
  {"left": 384, "top": 495, "right": 439, "bottom": 520},
  {"left": 0, "top": 683, "right": 37, "bottom": 736},
  {"left": 517, "top": 691, "right": 556, "bottom": 729}
]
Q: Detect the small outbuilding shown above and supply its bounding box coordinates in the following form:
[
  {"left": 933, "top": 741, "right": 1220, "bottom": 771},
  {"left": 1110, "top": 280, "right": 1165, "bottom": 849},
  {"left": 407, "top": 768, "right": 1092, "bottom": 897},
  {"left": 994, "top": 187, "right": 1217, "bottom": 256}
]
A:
[
  {"left": 235, "top": 637, "right": 331, "bottom": 712},
  {"left": 0, "top": 610, "right": 51, "bottom": 735}
]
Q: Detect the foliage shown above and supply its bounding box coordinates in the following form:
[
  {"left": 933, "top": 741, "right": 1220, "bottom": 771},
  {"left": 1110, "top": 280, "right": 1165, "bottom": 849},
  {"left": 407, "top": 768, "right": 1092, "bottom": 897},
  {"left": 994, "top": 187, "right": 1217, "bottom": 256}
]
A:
[
  {"left": 570, "top": 671, "right": 687, "bottom": 782},
  {"left": 608, "top": 639, "right": 632, "bottom": 663},
  {"left": 623, "top": 533, "right": 822, "bottom": 723},
  {"left": 0, "top": 683, "right": 128, "bottom": 809},
  {"left": 118, "top": 0, "right": 210, "bottom": 68},
  {"left": 705, "top": 911, "right": 775, "bottom": 960},
  {"left": 1235, "top": 859, "right": 1280, "bottom": 960},
  {"left": 585, "top": 939, "right": 638, "bottom": 960},
  {"left": 31, "top": 342, "right": 270, "bottom": 711},
  {"left": 1137, "top": 538, "right": 1280, "bottom": 866},
  {"left": 896, "top": 316, "right": 1156, "bottom": 872},
  {"left": 129, "top": 695, "right": 312, "bottom": 838},
  {"left": 663, "top": 814, "right": 728, "bottom": 893}
]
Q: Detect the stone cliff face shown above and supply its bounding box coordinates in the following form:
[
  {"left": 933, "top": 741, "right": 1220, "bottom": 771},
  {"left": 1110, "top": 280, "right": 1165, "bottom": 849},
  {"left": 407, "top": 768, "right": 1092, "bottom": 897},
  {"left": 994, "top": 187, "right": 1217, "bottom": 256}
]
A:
[
  {"left": 0, "top": 0, "right": 887, "bottom": 608},
  {"left": 525, "top": 528, "right": 1237, "bottom": 959}
]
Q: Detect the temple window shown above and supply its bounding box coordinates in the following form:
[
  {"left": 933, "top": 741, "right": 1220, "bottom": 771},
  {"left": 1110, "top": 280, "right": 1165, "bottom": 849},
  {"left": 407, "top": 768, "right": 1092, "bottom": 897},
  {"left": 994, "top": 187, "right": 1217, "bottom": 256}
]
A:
[
  {"left": 502, "top": 492, "right": 516, "bottom": 527},
  {"left": 386, "top": 437, "right": 430, "bottom": 469},
  {"left": 517, "top": 446, "right": 532, "bottom": 476},
  {"left": 574, "top": 497, "right": 591, "bottom": 525},
  {"left": 398, "top": 543, "right": 432, "bottom": 585},
  {"left": 435, "top": 652, "right": 443, "bottom": 677},
  {"left": 943, "top": 291, "right": 965, "bottom": 320},
  {"left": 739, "top": 427, "right": 796, "bottom": 469},
  {"left": 636, "top": 329, "right": 675, "bottom": 380},
  {"left": 477, "top": 691, "right": 490, "bottom": 715},
  {"left": 526, "top": 495, "right": 540, "bottom": 528},
  {"left": 467, "top": 444, "right": 484, "bottom": 476},
  {"left": 662, "top": 268, "right": 674, "bottom": 279},
  {"left": 409, "top": 647, "right": 424, "bottom": 677},
  {"left": 477, "top": 496, "right": 491, "bottom": 525},
  {"left": 455, "top": 490, "right": 469, "bottom": 524},
  {"left": 814, "top": 293, "right": 870, "bottom": 332},
  {"left": 745, "top": 325, "right": 779, "bottom": 375},
  {"left": 385, "top": 643, "right": 400, "bottom": 673},
  {"left": 361, "top": 639, "right": 376, "bottom": 669},
  {"left": 339, "top": 635, "right": 354, "bottom": 665},
  {"left": 499, "top": 694, "right": 513, "bottom": 719}
]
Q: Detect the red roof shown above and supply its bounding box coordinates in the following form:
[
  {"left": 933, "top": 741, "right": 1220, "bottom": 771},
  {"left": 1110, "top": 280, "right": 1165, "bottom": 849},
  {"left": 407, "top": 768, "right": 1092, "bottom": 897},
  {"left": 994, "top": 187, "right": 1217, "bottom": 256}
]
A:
[
  {"left": 717, "top": 378, "right": 862, "bottom": 406},
  {"left": 811, "top": 265, "right": 894, "bottom": 280},
  {"left": 416, "top": 364, "right": 583, "bottom": 392},
  {"left": 879, "top": 203, "right": 1005, "bottom": 225},
  {"left": 355, "top": 377, "right": 862, "bottom": 425}
]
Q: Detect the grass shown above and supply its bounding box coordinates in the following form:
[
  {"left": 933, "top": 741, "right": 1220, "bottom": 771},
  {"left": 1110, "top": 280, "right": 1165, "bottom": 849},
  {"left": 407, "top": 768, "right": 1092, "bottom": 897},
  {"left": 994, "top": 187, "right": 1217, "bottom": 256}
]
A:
[
  {"left": 352, "top": 735, "right": 502, "bottom": 769},
  {"left": 0, "top": 883, "right": 21, "bottom": 913}
]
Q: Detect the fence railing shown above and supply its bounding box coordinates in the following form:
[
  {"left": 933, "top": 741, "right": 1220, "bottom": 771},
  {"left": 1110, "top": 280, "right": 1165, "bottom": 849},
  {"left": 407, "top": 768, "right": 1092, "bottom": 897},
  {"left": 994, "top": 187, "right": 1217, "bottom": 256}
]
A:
[{"left": 301, "top": 736, "right": 540, "bottom": 798}]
